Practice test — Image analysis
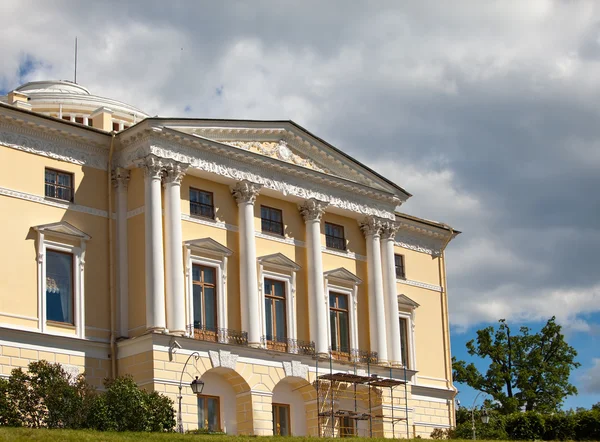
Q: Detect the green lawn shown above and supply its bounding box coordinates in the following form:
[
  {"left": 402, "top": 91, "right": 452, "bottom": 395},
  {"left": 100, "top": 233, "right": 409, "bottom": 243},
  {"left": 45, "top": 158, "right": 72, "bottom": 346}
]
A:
[{"left": 0, "top": 428, "right": 501, "bottom": 442}]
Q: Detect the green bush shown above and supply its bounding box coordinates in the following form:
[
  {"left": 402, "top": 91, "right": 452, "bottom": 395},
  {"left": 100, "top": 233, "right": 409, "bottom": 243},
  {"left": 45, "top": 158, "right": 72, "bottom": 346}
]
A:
[
  {"left": 543, "top": 412, "right": 576, "bottom": 441},
  {"left": 505, "top": 411, "right": 545, "bottom": 440},
  {"left": 0, "top": 360, "right": 174, "bottom": 432},
  {"left": 574, "top": 409, "right": 600, "bottom": 441}
]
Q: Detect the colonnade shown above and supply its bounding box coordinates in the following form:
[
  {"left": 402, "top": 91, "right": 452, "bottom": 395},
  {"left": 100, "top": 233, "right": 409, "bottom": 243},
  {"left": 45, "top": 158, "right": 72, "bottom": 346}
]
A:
[{"left": 116, "top": 156, "right": 404, "bottom": 364}]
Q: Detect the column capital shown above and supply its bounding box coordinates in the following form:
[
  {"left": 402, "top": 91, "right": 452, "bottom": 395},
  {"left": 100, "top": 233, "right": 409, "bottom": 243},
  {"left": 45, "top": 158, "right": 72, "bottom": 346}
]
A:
[
  {"left": 380, "top": 221, "right": 399, "bottom": 240},
  {"left": 359, "top": 216, "right": 383, "bottom": 237},
  {"left": 299, "top": 199, "right": 328, "bottom": 222},
  {"left": 231, "top": 180, "right": 261, "bottom": 204},
  {"left": 163, "top": 161, "right": 188, "bottom": 185},
  {"left": 111, "top": 167, "right": 130, "bottom": 190},
  {"left": 142, "top": 156, "right": 165, "bottom": 180}
]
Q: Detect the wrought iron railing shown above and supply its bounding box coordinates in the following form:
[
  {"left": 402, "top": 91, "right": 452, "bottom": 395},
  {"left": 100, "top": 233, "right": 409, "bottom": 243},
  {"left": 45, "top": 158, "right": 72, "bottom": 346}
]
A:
[
  {"left": 329, "top": 347, "right": 379, "bottom": 365},
  {"left": 261, "top": 336, "right": 316, "bottom": 356},
  {"left": 187, "top": 325, "right": 248, "bottom": 347}
]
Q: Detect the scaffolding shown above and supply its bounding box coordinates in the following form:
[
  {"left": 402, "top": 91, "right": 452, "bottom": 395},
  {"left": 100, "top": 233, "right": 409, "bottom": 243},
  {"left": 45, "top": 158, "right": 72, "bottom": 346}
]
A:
[{"left": 315, "top": 353, "right": 409, "bottom": 438}]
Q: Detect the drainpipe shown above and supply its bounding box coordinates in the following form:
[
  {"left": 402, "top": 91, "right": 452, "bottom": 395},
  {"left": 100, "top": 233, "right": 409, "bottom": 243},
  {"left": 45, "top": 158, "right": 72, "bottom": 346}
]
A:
[
  {"left": 438, "top": 225, "right": 455, "bottom": 425},
  {"left": 108, "top": 133, "right": 117, "bottom": 378}
]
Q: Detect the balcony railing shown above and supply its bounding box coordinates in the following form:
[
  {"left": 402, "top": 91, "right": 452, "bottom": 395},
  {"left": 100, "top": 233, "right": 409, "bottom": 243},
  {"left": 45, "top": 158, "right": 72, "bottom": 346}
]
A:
[
  {"left": 261, "top": 336, "right": 316, "bottom": 356},
  {"left": 187, "top": 325, "right": 248, "bottom": 347},
  {"left": 329, "top": 347, "right": 379, "bottom": 365}
]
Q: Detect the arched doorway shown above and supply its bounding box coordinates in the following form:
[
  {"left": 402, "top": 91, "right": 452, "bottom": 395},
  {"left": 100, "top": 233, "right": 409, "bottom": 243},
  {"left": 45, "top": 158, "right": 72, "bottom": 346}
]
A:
[{"left": 272, "top": 376, "right": 316, "bottom": 436}]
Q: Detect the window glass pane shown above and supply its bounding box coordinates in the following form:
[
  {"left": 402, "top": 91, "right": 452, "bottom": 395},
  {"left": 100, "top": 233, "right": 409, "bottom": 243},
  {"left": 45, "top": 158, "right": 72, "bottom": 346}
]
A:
[
  {"left": 265, "top": 299, "right": 273, "bottom": 339},
  {"left": 330, "top": 310, "right": 338, "bottom": 350},
  {"left": 274, "top": 281, "right": 285, "bottom": 298},
  {"left": 337, "top": 294, "right": 348, "bottom": 310},
  {"left": 261, "top": 206, "right": 268, "bottom": 218},
  {"left": 329, "top": 293, "right": 336, "bottom": 308},
  {"left": 193, "top": 285, "right": 203, "bottom": 328},
  {"left": 192, "top": 266, "right": 201, "bottom": 282},
  {"left": 339, "top": 312, "right": 350, "bottom": 352},
  {"left": 45, "top": 170, "right": 56, "bottom": 183},
  {"left": 264, "top": 280, "right": 272, "bottom": 296},
  {"left": 46, "top": 251, "right": 73, "bottom": 324},
  {"left": 58, "top": 173, "right": 71, "bottom": 187},
  {"left": 278, "top": 405, "right": 290, "bottom": 436},
  {"left": 204, "top": 288, "right": 216, "bottom": 331},
  {"left": 275, "top": 298, "right": 286, "bottom": 340},
  {"left": 197, "top": 397, "right": 206, "bottom": 429},
  {"left": 190, "top": 189, "right": 199, "bottom": 202},
  {"left": 207, "top": 397, "right": 219, "bottom": 431},
  {"left": 203, "top": 267, "right": 215, "bottom": 284},
  {"left": 400, "top": 318, "right": 409, "bottom": 367}
]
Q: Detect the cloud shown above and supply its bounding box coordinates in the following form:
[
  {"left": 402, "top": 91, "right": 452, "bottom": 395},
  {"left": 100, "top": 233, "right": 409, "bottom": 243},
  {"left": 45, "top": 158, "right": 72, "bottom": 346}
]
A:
[
  {"left": 1, "top": 0, "right": 600, "bottom": 335},
  {"left": 580, "top": 358, "right": 600, "bottom": 394}
]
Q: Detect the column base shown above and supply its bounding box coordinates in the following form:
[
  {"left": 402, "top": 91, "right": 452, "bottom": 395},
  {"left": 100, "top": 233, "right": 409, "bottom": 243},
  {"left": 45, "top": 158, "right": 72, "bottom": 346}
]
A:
[
  {"left": 145, "top": 327, "right": 166, "bottom": 334},
  {"left": 168, "top": 329, "right": 186, "bottom": 337}
]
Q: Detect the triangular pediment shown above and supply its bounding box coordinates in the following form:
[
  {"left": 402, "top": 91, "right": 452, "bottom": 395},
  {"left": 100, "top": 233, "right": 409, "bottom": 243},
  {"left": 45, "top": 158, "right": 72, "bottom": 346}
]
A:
[
  {"left": 398, "top": 294, "right": 420, "bottom": 309},
  {"left": 323, "top": 267, "right": 362, "bottom": 285},
  {"left": 257, "top": 253, "right": 300, "bottom": 271},
  {"left": 162, "top": 120, "right": 410, "bottom": 201},
  {"left": 184, "top": 238, "right": 232, "bottom": 257},
  {"left": 34, "top": 221, "right": 91, "bottom": 240}
]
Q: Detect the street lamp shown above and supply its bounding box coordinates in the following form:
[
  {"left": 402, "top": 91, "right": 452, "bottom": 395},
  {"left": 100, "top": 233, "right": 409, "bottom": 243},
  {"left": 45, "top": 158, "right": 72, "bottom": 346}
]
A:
[
  {"left": 470, "top": 391, "right": 489, "bottom": 440},
  {"left": 177, "top": 351, "right": 205, "bottom": 434}
]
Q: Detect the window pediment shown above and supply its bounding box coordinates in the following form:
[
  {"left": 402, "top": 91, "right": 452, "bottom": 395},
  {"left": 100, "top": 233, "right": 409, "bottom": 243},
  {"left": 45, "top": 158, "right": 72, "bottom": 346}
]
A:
[
  {"left": 323, "top": 267, "right": 362, "bottom": 286},
  {"left": 34, "top": 221, "right": 91, "bottom": 241},
  {"left": 257, "top": 253, "right": 300, "bottom": 271},
  {"left": 398, "top": 294, "right": 419, "bottom": 309},
  {"left": 184, "top": 238, "right": 232, "bottom": 258}
]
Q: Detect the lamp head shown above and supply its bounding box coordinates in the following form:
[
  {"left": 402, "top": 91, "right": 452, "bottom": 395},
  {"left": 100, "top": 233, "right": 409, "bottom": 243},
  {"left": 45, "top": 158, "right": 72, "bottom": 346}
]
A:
[
  {"left": 481, "top": 409, "right": 490, "bottom": 424},
  {"left": 190, "top": 376, "right": 204, "bottom": 394}
]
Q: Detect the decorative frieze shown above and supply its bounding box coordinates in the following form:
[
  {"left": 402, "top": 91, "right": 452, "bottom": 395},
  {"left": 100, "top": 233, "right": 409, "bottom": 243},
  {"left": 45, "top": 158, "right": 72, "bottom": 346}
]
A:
[
  {"left": 298, "top": 198, "right": 328, "bottom": 222},
  {"left": 231, "top": 180, "right": 261, "bottom": 205}
]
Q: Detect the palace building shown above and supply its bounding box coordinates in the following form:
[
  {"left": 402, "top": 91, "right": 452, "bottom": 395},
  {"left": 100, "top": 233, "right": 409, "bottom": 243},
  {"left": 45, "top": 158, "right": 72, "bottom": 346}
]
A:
[{"left": 0, "top": 80, "right": 459, "bottom": 437}]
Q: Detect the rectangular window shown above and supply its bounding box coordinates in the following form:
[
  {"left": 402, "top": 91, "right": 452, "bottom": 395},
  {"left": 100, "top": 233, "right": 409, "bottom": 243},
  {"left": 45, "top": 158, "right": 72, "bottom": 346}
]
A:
[
  {"left": 45, "top": 168, "right": 73, "bottom": 202},
  {"left": 192, "top": 265, "right": 218, "bottom": 342},
  {"left": 112, "top": 122, "right": 120, "bottom": 132},
  {"left": 399, "top": 317, "right": 409, "bottom": 368},
  {"left": 325, "top": 222, "right": 346, "bottom": 250},
  {"left": 330, "top": 293, "right": 350, "bottom": 357},
  {"left": 190, "top": 188, "right": 215, "bottom": 219},
  {"left": 264, "top": 278, "right": 287, "bottom": 351},
  {"left": 74, "top": 116, "right": 84, "bottom": 124},
  {"left": 394, "top": 254, "right": 406, "bottom": 279},
  {"left": 46, "top": 250, "right": 74, "bottom": 325},
  {"left": 272, "top": 403, "right": 291, "bottom": 436},
  {"left": 197, "top": 395, "right": 220, "bottom": 432},
  {"left": 261, "top": 206, "right": 284, "bottom": 236}
]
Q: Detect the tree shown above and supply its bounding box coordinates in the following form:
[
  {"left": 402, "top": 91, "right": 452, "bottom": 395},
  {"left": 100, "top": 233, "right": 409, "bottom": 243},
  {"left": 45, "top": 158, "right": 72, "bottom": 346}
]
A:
[{"left": 453, "top": 316, "right": 580, "bottom": 413}]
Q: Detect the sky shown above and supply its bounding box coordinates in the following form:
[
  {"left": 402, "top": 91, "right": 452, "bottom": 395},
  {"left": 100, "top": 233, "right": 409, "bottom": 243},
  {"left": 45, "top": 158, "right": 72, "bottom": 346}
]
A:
[{"left": 1, "top": 0, "right": 598, "bottom": 410}]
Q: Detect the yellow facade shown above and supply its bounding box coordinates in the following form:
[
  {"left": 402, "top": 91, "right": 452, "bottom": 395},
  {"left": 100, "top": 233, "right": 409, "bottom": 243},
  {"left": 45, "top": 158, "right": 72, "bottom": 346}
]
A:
[{"left": 0, "top": 80, "right": 459, "bottom": 437}]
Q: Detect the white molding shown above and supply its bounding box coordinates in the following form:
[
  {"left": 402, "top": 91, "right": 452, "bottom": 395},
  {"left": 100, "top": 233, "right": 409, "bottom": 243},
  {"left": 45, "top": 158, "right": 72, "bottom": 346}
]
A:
[
  {"left": 399, "top": 311, "right": 416, "bottom": 371},
  {"left": 0, "top": 185, "right": 109, "bottom": 218},
  {"left": 255, "top": 231, "right": 303, "bottom": 247},
  {"left": 322, "top": 246, "right": 366, "bottom": 262},
  {"left": 181, "top": 213, "right": 237, "bottom": 231},
  {"left": 260, "top": 268, "right": 297, "bottom": 348},
  {"left": 0, "top": 125, "right": 107, "bottom": 170},
  {"left": 325, "top": 283, "right": 359, "bottom": 354},
  {"left": 126, "top": 206, "right": 144, "bottom": 219},
  {"left": 411, "top": 394, "right": 449, "bottom": 404},
  {"left": 414, "top": 422, "right": 452, "bottom": 429},
  {"left": 397, "top": 278, "right": 443, "bottom": 293}
]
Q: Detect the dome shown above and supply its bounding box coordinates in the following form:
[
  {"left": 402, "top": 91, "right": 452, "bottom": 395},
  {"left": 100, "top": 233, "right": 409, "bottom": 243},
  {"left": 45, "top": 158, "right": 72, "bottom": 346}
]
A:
[{"left": 16, "top": 80, "right": 91, "bottom": 96}]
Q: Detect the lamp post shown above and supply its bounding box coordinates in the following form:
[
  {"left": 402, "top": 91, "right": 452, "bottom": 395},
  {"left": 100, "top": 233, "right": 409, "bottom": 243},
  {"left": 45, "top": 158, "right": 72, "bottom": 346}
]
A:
[
  {"left": 470, "top": 391, "right": 488, "bottom": 440},
  {"left": 177, "top": 351, "right": 205, "bottom": 434}
]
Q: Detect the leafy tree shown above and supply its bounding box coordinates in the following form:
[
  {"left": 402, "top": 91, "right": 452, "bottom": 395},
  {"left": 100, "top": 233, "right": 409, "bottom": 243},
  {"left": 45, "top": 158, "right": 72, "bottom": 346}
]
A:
[{"left": 453, "top": 317, "right": 580, "bottom": 413}]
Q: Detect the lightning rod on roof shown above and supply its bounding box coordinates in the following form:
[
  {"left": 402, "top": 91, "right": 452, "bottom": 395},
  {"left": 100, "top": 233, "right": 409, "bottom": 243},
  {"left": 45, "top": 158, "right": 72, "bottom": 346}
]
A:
[{"left": 74, "top": 37, "right": 78, "bottom": 84}]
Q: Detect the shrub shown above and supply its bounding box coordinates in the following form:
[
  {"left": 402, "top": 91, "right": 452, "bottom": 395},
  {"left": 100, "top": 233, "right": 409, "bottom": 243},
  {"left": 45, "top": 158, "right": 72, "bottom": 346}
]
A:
[
  {"left": 543, "top": 412, "right": 575, "bottom": 441},
  {"left": 574, "top": 409, "right": 600, "bottom": 441},
  {"left": 0, "top": 378, "right": 19, "bottom": 427},
  {"left": 505, "top": 411, "right": 545, "bottom": 440}
]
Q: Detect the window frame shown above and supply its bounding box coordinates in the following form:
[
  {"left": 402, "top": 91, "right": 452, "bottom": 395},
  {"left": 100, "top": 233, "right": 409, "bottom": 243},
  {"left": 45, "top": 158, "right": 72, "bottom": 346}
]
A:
[
  {"left": 45, "top": 249, "right": 75, "bottom": 326},
  {"left": 44, "top": 168, "right": 74, "bottom": 202},
  {"left": 263, "top": 278, "right": 287, "bottom": 351},
  {"left": 191, "top": 264, "right": 218, "bottom": 341},
  {"left": 197, "top": 394, "right": 221, "bottom": 432},
  {"left": 189, "top": 188, "right": 215, "bottom": 220},
  {"left": 272, "top": 403, "right": 291, "bottom": 436},
  {"left": 325, "top": 222, "right": 346, "bottom": 251},
  {"left": 398, "top": 311, "right": 416, "bottom": 370},
  {"left": 329, "top": 292, "right": 351, "bottom": 357},
  {"left": 394, "top": 254, "right": 406, "bottom": 279},
  {"left": 260, "top": 205, "right": 284, "bottom": 237}
]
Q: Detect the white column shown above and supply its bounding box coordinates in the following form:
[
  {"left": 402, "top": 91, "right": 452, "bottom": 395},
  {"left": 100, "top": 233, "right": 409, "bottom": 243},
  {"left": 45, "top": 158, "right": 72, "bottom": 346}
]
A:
[
  {"left": 299, "top": 199, "right": 329, "bottom": 356},
  {"left": 143, "top": 156, "right": 166, "bottom": 332},
  {"left": 232, "top": 181, "right": 262, "bottom": 346},
  {"left": 163, "top": 161, "right": 188, "bottom": 335},
  {"left": 113, "top": 168, "right": 130, "bottom": 338},
  {"left": 360, "top": 217, "right": 388, "bottom": 364},
  {"left": 381, "top": 222, "right": 402, "bottom": 366}
]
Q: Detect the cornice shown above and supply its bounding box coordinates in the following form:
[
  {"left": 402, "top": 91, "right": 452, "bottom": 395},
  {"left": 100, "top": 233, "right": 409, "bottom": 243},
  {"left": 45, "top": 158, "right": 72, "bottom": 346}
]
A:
[
  {"left": 397, "top": 278, "right": 443, "bottom": 293},
  {"left": 117, "top": 131, "right": 397, "bottom": 220},
  {"left": 0, "top": 112, "right": 108, "bottom": 170}
]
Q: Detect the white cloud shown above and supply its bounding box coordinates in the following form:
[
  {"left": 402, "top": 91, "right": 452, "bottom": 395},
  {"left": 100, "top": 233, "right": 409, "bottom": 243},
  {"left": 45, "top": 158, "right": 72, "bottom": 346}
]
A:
[{"left": 580, "top": 358, "right": 600, "bottom": 394}]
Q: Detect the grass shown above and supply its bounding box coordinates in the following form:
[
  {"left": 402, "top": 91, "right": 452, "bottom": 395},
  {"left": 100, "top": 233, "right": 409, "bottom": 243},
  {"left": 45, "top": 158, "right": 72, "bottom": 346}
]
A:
[{"left": 0, "top": 428, "right": 507, "bottom": 442}]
